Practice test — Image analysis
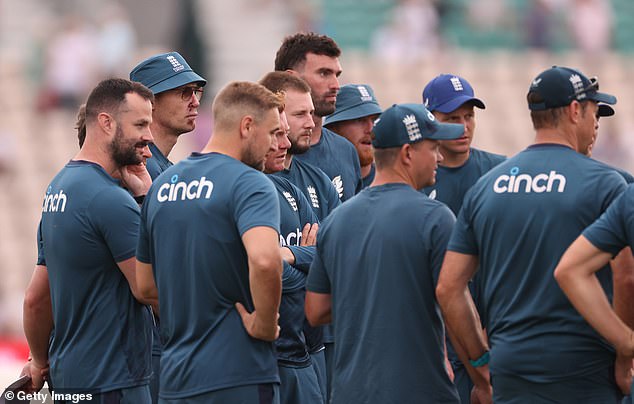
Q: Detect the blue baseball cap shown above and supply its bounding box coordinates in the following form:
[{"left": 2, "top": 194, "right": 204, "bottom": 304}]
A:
[
  {"left": 324, "top": 84, "right": 382, "bottom": 126},
  {"left": 423, "top": 74, "right": 485, "bottom": 113},
  {"left": 130, "top": 52, "right": 206, "bottom": 95},
  {"left": 372, "top": 103, "right": 464, "bottom": 149},
  {"left": 527, "top": 66, "right": 616, "bottom": 116}
]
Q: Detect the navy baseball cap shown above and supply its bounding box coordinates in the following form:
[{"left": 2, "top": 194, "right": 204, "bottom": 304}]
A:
[
  {"left": 324, "top": 84, "right": 382, "bottom": 126},
  {"left": 372, "top": 103, "right": 464, "bottom": 149},
  {"left": 527, "top": 66, "right": 616, "bottom": 116},
  {"left": 130, "top": 52, "right": 206, "bottom": 95},
  {"left": 423, "top": 74, "right": 485, "bottom": 113}
]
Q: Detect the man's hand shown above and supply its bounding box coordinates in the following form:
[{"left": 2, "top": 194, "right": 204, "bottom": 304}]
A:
[
  {"left": 20, "top": 360, "right": 48, "bottom": 393},
  {"left": 300, "top": 223, "right": 318, "bottom": 246},
  {"left": 235, "top": 302, "right": 280, "bottom": 341},
  {"left": 119, "top": 163, "right": 152, "bottom": 197}
]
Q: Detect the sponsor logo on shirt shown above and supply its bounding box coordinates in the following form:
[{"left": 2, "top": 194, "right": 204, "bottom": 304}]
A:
[
  {"left": 283, "top": 191, "right": 298, "bottom": 211},
  {"left": 42, "top": 188, "right": 67, "bottom": 213},
  {"left": 279, "top": 227, "right": 301, "bottom": 246},
  {"left": 493, "top": 167, "right": 566, "bottom": 194},
  {"left": 157, "top": 175, "right": 214, "bottom": 202},
  {"left": 331, "top": 175, "right": 344, "bottom": 199},
  {"left": 307, "top": 185, "right": 320, "bottom": 208}
]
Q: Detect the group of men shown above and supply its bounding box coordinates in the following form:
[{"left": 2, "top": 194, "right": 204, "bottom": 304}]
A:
[{"left": 15, "top": 29, "right": 634, "bottom": 404}]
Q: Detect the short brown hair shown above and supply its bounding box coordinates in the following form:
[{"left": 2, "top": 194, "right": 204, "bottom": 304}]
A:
[
  {"left": 528, "top": 92, "right": 590, "bottom": 130},
  {"left": 212, "top": 81, "right": 284, "bottom": 131},
  {"left": 259, "top": 71, "right": 311, "bottom": 95},
  {"left": 85, "top": 78, "right": 154, "bottom": 125},
  {"left": 275, "top": 32, "right": 341, "bottom": 71}
]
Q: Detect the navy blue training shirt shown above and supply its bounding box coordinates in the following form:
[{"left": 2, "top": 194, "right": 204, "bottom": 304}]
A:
[
  {"left": 448, "top": 144, "right": 627, "bottom": 383},
  {"left": 423, "top": 147, "right": 506, "bottom": 215},
  {"left": 307, "top": 183, "right": 460, "bottom": 403},
  {"left": 137, "top": 152, "right": 281, "bottom": 399},
  {"left": 296, "top": 127, "right": 362, "bottom": 201},
  {"left": 38, "top": 160, "right": 152, "bottom": 392}
]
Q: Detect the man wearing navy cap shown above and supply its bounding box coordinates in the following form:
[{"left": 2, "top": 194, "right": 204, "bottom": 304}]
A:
[
  {"left": 437, "top": 66, "right": 626, "bottom": 403},
  {"left": 306, "top": 103, "right": 463, "bottom": 403},
  {"left": 130, "top": 51, "right": 206, "bottom": 179},
  {"left": 421, "top": 74, "right": 505, "bottom": 215},
  {"left": 421, "top": 73, "right": 505, "bottom": 403},
  {"left": 325, "top": 84, "right": 382, "bottom": 189}
]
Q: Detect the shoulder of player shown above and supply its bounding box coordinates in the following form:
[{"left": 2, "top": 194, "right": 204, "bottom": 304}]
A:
[{"left": 469, "top": 147, "right": 507, "bottom": 166}]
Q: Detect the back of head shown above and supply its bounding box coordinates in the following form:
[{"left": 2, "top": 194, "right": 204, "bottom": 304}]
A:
[
  {"left": 259, "top": 71, "right": 311, "bottom": 96},
  {"left": 130, "top": 51, "right": 207, "bottom": 95},
  {"left": 212, "top": 81, "right": 284, "bottom": 132},
  {"left": 372, "top": 103, "right": 464, "bottom": 168},
  {"left": 275, "top": 32, "right": 341, "bottom": 71},
  {"left": 85, "top": 78, "right": 154, "bottom": 126},
  {"left": 526, "top": 66, "right": 616, "bottom": 130}
]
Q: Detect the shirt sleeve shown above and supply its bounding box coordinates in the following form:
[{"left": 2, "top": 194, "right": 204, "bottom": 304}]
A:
[
  {"left": 447, "top": 191, "right": 479, "bottom": 256},
  {"left": 136, "top": 192, "right": 152, "bottom": 264},
  {"left": 233, "top": 170, "right": 280, "bottom": 235},
  {"left": 287, "top": 246, "right": 316, "bottom": 272},
  {"left": 282, "top": 260, "right": 307, "bottom": 293},
  {"left": 428, "top": 205, "right": 456, "bottom": 286},
  {"left": 36, "top": 219, "right": 45, "bottom": 266},
  {"left": 306, "top": 224, "right": 331, "bottom": 294},
  {"left": 584, "top": 185, "right": 634, "bottom": 256},
  {"left": 89, "top": 188, "right": 141, "bottom": 262}
]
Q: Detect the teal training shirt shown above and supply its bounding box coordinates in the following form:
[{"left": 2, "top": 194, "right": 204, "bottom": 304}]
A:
[
  {"left": 296, "top": 127, "right": 362, "bottom": 201},
  {"left": 137, "top": 152, "right": 281, "bottom": 399},
  {"left": 449, "top": 144, "right": 627, "bottom": 383},
  {"left": 422, "top": 147, "right": 506, "bottom": 215},
  {"left": 307, "top": 183, "right": 460, "bottom": 403},
  {"left": 38, "top": 160, "right": 151, "bottom": 392}
]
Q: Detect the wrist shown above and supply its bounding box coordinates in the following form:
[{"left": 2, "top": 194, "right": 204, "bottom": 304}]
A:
[
  {"left": 133, "top": 194, "right": 146, "bottom": 205},
  {"left": 469, "top": 350, "right": 490, "bottom": 368}
]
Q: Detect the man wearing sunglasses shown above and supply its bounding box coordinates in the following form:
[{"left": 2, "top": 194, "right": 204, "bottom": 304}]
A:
[
  {"left": 437, "top": 66, "right": 628, "bottom": 403},
  {"left": 130, "top": 51, "right": 207, "bottom": 180}
]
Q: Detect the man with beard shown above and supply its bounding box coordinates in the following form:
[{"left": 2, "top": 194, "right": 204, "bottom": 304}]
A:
[
  {"left": 263, "top": 107, "right": 323, "bottom": 404},
  {"left": 135, "top": 82, "right": 285, "bottom": 403},
  {"left": 324, "top": 84, "right": 382, "bottom": 189},
  {"left": 275, "top": 32, "right": 362, "bottom": 201},
  {"left": 22, "top": 78, "right": 156, "bottom": 402},
  {"left": 129, "top": 51, "right": 206, "bottom": 179},
  {"left": 259, "top": 70, "right": 337, "bottom": 402}
]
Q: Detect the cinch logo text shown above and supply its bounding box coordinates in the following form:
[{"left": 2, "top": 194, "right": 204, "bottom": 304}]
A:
[
  {"left": 279, "top": 228, "right": 301, "bottom": 247},
  {"left": 42, "top": 190, "right": 67, "bottom": 213},
  {"left": 157, "top": 175, "right": 214, "bottom": 202},
  {"left": 493, "top": 169, "right": 566, "bottom": 194}
]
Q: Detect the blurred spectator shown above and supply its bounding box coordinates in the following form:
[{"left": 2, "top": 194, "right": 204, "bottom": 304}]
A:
[
  {"left": 97, "top": 3, "right": 137, "bottom": 78},
  {"left": 0, "top": 130, "right": 16, "bottom": 175},
  {"left": 38, "top": 14, "right": 98, "bottom": 112},
  {"left": 467, "top": 0, "right": 509, "bottom": 31},
  {"left": 567, "top": 0, "right": 613, "bottom": 54},
  {"left": 524, "top": 0, "right": 554, "bottom": 50},
  {"left": 371, "top": 0, "right": 440, "bottom": 63}
]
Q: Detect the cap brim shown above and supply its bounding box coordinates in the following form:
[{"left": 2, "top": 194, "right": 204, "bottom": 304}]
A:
[
  {"left": 427, "top": 122, "right": 465, "bottom": 140},
  {"left": 324, "top": 103, "right": 383, "bottom": 126},
  {"left": 598, "top": 104, "right": 614, "bottom": 117},
  {"left": 433, "top": 96, "right": 486, "bottom": 113},
  {"left": 590, "top": 91, "right": 616, "bottom": 106},
  {"left": 150, "top": 71, "right": 207, "bottom": 94}
]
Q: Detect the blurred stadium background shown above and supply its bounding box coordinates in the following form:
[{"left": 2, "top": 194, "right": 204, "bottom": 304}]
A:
[{"left": 1, "top": 0, "right": 633, "bottom": 384}]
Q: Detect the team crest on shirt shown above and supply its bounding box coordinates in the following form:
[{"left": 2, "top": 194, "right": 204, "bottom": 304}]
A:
[
  {"left": 307, "top": 186, "right": 320, "bottom": 208},
  {"left": 428, "top": 189, "right": 437, "bottom": 200},
  {"left": 331, "top": 175, "right": 344, "bottom": 198},
  {"left": 402, "top": 115, "right": 422, "bottom": 142},
  {"left": 283, "top": 191, "right": 298, "bottom": 211}
]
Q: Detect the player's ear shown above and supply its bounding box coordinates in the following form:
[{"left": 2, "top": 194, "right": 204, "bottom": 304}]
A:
[
  {"left": 97, "top": 112, "right": 115, "bottom": 135},
  {"left": 239, "top": 115, "right": 255, "bottom": 139}
]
